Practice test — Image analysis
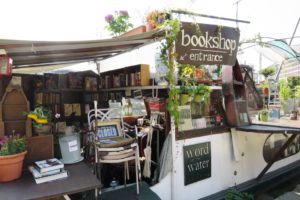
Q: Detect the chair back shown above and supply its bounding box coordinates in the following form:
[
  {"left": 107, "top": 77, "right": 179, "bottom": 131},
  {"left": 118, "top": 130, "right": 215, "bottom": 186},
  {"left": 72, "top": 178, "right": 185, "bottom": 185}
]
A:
[{"left": 87, "top": 103, "right": 126, "bottom": 142}]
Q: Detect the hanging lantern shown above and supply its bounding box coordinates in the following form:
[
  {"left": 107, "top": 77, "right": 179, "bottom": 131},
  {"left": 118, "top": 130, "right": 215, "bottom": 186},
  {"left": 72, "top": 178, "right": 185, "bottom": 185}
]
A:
[{"left": 0, "top": 55, "right": 12, "bottom": 76}]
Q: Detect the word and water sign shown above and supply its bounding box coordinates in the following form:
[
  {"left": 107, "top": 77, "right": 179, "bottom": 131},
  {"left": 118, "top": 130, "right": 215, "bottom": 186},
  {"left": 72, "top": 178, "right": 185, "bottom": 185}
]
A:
[
  {"left": 183, "top": 142, "right": 211, "bottom": 185},
  {"left": 176, "top": 22, "right": 240, "bottom": 66}
]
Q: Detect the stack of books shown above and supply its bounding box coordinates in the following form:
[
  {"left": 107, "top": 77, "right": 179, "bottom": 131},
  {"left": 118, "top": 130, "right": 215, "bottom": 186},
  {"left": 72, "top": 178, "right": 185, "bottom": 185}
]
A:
[{"left": 28, "top": 158, "right": 68, "bottom": 184}]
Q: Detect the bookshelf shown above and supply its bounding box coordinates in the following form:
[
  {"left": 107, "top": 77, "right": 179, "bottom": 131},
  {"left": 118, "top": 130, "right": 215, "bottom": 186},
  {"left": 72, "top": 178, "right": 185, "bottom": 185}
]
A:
[
  {"left": 33, "top": 71, "right": 100, "bottom": 124},
  {"left": 100, "top": 64, "right": 150, "bottom": 89}
]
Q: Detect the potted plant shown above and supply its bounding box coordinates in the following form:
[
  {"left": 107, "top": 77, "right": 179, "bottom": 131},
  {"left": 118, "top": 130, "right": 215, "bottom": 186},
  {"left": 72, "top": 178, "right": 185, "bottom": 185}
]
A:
[
  {"left": 278, "top": 80, "right": 292, "bottom": 115},
  {"left": 259, "top": 66, "right": 275, "bottom": 80},
  {"left": 258, "top": 82, "right": 269, "bottom": 96},
  {"left": 295, "top": 85, "right": 300, "bottom": 106},
  {"left": 179, "top": 85, "right": 192, "bottom": 105},
  {"left": 289, "top": 85, "right": 300, "bottom": 120},
  {"left": 145, "top": 10, "right": 170, "bottom": 31},
  {"left": 104, "top": 10, "right": 133, "bottom": 37},
  {"left": 259, "top": 110, "right": 269, "bottom": 122},
  {"left": 27, "top": 106, "right": 52, "bottom": 135},
  {"left": 193, "top": 84, "right": 211, "bottom": 103},
  {"left": 0, "top": 132, "right": 26, "bottom": 182}
]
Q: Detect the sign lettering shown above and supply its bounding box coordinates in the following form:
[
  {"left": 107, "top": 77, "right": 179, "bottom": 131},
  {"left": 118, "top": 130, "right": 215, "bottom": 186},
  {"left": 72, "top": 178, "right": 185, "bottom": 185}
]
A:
[
  {"left": 176, "top": 23, "right": 240, "bottom": 66},
  {"left": 183, "top": 142, "right": 211, "bottom": 185}
]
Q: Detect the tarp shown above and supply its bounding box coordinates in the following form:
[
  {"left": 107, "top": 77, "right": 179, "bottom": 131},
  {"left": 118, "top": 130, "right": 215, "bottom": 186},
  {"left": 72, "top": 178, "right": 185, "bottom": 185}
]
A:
[{"left": 0, "top": 29, "right": 164, "bottom": 68}]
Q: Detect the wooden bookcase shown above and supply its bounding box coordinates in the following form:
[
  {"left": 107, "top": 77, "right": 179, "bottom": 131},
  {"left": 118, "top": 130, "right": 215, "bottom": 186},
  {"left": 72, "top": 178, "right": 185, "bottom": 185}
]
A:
[
  {"left": 0, "top": 85, "right": 32, "bottom": 137},
  {"left": 100, "top": 64, "right": 150, "bottom": 89},
  {"left": 33, "top": 71, "right": 100, "bottom": 124}
]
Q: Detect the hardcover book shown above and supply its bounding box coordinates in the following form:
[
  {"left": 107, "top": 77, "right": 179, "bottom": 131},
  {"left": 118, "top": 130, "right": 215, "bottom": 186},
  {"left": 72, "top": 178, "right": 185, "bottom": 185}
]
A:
[
  {"left": 35, "top": 158, "right": 64, "bottom": 173},
  {"left": 28, "top": 165, "right": 61, "bottom": 179},
  {"left": 33, "top": 170, "right": 68, "bottom": 184}
]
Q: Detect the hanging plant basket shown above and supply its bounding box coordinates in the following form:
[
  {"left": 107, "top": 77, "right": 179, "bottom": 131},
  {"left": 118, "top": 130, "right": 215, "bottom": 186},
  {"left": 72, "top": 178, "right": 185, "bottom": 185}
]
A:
[
  {"left": 0, "top": 151, "right": 27, "bottom": 182},
  {"left": 34, "top": 124, "right": 52, "bottom": 135},
  {"left": 180, "top": 94, "right": 190, "bottom": 105},
  {"left": 193, "top": 95, "right": 203, "bottom": 103}
]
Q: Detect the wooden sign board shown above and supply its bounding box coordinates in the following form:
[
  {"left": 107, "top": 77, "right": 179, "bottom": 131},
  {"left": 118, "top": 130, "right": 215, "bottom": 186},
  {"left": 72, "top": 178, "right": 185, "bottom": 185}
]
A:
[
  {"left": 176, "top": 22, "right": 240, "bottom": 66},
  {"left": 183, "top": 142, "right": 211, "bottom": 185}
]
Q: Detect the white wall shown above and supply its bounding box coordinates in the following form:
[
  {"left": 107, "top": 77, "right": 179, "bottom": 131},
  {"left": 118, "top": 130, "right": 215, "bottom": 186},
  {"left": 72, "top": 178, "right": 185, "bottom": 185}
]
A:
[{"left": 152, "top": 131, "right": 300, "bottom": 200}]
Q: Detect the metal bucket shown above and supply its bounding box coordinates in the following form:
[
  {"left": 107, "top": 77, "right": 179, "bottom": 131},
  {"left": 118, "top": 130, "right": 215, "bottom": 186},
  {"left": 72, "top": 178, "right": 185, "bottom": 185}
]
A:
[{"left": 59, "top": 132, "right": 83, "bottom": 164}]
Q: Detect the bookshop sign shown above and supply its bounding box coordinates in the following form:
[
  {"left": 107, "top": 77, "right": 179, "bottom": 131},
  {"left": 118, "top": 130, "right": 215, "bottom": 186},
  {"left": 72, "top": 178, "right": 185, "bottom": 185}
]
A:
[
  {"left": 176, "top": 22, "right": 240, "bottom": 66},
  {"left": 183, "top": 142, "right": 211, "bottom": 185}
]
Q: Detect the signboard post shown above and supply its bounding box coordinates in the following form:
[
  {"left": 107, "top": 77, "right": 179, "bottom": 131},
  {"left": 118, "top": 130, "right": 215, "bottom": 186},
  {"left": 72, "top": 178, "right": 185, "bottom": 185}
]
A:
[
  {"left": 176, "top": 23, "right": 240, "bottom": 66},
  {"left": 183, "top": 142, "right": 211, "bottom": 185}
]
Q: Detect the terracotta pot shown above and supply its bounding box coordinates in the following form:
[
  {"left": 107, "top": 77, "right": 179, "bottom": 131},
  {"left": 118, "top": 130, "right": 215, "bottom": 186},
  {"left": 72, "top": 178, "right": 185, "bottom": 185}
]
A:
[
  {"left": 0, "top": 151, "right": 27, "bottom": 182},
  {"left": 121, "top": 25, "right": 146, "bottom": 37},
  {"left": 290, "top": 110, "right": 298, "bottom": 120},
  {"left": 145, "top": 22, "right": 156, "bottom": 32},
  {"left": 262, "top": 88, "right": 269, "bottom": 95}
]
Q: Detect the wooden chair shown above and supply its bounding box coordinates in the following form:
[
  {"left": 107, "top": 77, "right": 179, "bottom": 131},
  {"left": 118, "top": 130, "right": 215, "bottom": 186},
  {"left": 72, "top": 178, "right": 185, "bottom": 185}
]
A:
[{"left": 87, "top": 101, "right": 140, "bottom": 194}]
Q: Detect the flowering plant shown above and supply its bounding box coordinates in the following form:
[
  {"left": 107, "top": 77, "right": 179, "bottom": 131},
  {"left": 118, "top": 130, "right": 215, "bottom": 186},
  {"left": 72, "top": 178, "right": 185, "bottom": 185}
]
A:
[
  {"left": 0, "top": 133, "right": 26, "bottom": 156},
  {"left": 146, "top": 10, "right": 169, "bottom": 29},
  {"left": 105, "top": 10, "right": 133, "bottom": 37},
  {"left": 26, "top": 106, "right": 52, "bottom": 128}
]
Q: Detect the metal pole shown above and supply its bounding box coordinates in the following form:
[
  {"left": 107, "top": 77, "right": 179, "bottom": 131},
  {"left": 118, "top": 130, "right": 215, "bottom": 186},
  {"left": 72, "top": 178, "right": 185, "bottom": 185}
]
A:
[
  {"left": 171, "top": 10, "right": 250, "bottom": 24},
  {"left": 275, "top": 17, "right": 300, "bottom": 80},
  {"left": 289, "top": 17, "right": 300, "bottom": 45}
]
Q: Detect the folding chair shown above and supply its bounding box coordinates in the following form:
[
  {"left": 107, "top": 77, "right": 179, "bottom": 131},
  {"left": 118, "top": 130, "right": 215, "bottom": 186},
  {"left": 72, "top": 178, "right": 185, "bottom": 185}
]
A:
[{"left": 87, "top": 101, "right": 140, "bottom": 194}]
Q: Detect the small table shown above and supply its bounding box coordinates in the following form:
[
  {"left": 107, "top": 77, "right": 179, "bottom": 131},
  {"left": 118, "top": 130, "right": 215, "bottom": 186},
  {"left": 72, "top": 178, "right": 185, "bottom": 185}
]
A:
[{"left": 0, "top": 162, "right": 101, "bottom": 200}]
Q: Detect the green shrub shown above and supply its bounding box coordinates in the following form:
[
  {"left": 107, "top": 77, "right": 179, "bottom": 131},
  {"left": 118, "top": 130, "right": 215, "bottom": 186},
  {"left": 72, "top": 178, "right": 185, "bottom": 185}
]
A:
[
  {"left": 225, "top": 188, "right": 254, "bottom": 200},
  {"left": 260, "top": 66, "right": 275, "bottom": 80}
]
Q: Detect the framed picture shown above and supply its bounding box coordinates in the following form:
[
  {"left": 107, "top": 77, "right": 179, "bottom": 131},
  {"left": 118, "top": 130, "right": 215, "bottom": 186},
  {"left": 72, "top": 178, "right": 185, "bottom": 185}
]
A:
[{"left": 95, "top": 120, "right": 122, "bottom": 139}]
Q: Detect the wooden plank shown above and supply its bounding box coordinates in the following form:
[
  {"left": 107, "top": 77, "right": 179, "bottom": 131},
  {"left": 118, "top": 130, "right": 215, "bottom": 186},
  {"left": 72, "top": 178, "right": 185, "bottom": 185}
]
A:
[
  {"left": 24, "top": 135, "right": 54, "bottom": 168},
  {"left": 2, "top": 105, "right": 27, "bottom": 120}
]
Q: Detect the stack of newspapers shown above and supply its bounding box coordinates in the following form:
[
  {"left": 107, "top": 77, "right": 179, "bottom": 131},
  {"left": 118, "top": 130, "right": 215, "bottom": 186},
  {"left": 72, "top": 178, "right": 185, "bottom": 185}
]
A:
[{"left": 28, "top": 158, "right": 68, "bottom": 184}]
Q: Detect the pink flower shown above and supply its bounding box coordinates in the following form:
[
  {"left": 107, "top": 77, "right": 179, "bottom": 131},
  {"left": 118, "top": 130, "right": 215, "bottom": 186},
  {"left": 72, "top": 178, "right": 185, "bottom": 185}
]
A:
[
  {"left": 0, "top": 136, "right": 8, "bottom": 146},
  {"left": 119, "top": 10, "right": 128, "bottom": 16},
  {"left": 0, "top": 139, "right": 4, "bottom": 146},
  {"left": 105, "top": 14, "right": 113, "bottom": 23}
]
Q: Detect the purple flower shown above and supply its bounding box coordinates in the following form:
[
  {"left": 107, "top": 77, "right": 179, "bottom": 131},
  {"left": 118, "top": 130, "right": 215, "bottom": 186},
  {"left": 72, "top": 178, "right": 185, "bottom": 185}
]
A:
[
  {"left": 105, "top": 14, "right": 113, "bottom": 23},
  {"left": 119, "top": 10, "right": 128, "bottom": 16},
  {"left": 0, "top": 136, "right": 8, "bottom": 146},
  {"left": 0, "top": 138, "right": 4, "bottom": 146}
]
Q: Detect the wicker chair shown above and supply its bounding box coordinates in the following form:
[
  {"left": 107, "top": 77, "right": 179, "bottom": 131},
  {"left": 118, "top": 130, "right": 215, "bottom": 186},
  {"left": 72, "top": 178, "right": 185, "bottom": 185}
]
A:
[{"left": 87, "top": 101, "right": 140, "bottom": 194}]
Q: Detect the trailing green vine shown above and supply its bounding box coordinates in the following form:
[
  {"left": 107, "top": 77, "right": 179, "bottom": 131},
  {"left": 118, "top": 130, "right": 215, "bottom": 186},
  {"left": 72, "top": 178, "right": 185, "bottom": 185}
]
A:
[{"left": 159, "top": 16, "right": 181, "bottom": 125}]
